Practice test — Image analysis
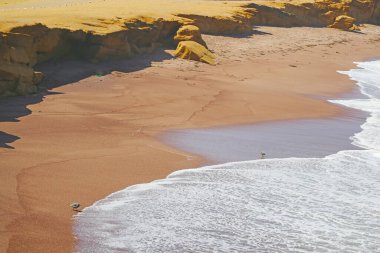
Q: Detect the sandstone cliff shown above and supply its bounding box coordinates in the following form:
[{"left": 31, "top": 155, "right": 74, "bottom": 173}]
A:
[
  {"left": 0, "top": 32, "right": 41, "bottom": 96},
  {"left": 174, "top": 41, "right": 216, "bottom": 65},
  {"left": 0, "top": 19, "right": 182, "bottom": 96},
  {"left": 248, "top": 0, "right": 380, "bottom": 27},
  {"left": 1, "top": 0, "right": 379, "bottom": 96}
]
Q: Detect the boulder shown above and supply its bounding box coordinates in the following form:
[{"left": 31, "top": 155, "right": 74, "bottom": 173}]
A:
[
  {"left": 174, "top": 25, "right": 207, "bottom": 47},
  {"left": 329, "top": 15, "right": 358, "bottom": 30},
  {"left": 174, "top": 41, "right": 215, "bottom": 65}
]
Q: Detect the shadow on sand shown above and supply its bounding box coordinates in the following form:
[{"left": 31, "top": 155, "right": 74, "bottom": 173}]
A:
[
  {"left": 0, "top": 48, "right": 174, "bottom": 149},
  {"left": 206, "top": 27, "right": 272, "bottom": 39},
  {"left": 0, "top": 131, "right": 20, "bottom": 149}
]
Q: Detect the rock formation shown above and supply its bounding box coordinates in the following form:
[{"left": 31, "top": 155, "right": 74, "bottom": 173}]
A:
[
  {"left": 329, "top": 15, "right": 358, "bottom": 30},
  {"left": 0, "top": 32, "right": 41, "bottom": 96},
  {"left": 247, "top": 0, "right": 380, "bottom": 28},
  {"left": 0, "top": 19, "right": 182, "bottom": 96},
  {"left": 177, "top": 12, "right": 254, "bottom": 35},
  {"left": 174, "top": 41, "right": 216, "bottom": 65},
  {"left": 1, "top": 0, "right": 380, "bottom": 96},
  {"left": 174, "top": 25, "right": 207, "bottom": 48}
]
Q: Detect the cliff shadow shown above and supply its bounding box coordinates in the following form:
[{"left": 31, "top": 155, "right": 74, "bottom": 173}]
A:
[
  {"left": 0, "top": 48, "right": 173, "bottom": 149},
  {"left": 204, "top": 27, "right": 272, "bottom": 39},
  {"left": 36, "top": 48, "right": 174, "bottom": 89},
  {"left": 0, "top": 90, "right": 62, "bottom": 149},
  {"left": 0, "top": 131, "right": 20, "bottom": 149}
]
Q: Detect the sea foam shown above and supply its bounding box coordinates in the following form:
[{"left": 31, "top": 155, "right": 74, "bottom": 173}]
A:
[{"left": 74, "top": 60, "right": 380, "bottom": 253}]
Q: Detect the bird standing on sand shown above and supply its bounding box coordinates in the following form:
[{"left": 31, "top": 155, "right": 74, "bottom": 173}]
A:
[{"left": 70, "top": 203, "right": 81, "bottom": 211}]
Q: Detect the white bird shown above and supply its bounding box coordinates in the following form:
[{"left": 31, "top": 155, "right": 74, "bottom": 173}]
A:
[{"left": 70, "top": 203, "right": 81, "bottom": 211}]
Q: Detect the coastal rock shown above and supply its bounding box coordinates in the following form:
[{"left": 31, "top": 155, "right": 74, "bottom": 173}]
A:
[
  {"left": 0, "top": 32, "right": 39, "bottom": 95},
  {"left": 174, "top": 41, "right": 216, "bottom": 65},
  {"left": 248, "top": 0, "right": 379, "bottom": 27},
  {"left": 348, "top": 0, "right": 379, "bottom": 23},
  {"left": 0, "top": 62, "right": 37, "bottom": 95},
  {"left": 372, "top": 0, "right": 380, "bottom": 24},
  {"left": 1, "top": 1, "right": 379, "bottom": 96},
  {"left": 86, "top": 32, "right": 132, "bottom": 61},
  {"left": 177, "top": 14, "right": 253, "bottom": 34},
  {"left": 12, "top": 24, "right": 66, "bottom": 63},
  {"left": 0, "top": 19, "right": 181, "bottom": 96},
  {"left": 321, "top": 11, "right": 337, "bottom": 25},
  {"left": 174, "top": 25, "right": 207, "bottom": 48},
  {"left": 329, "top": 15, "right": 358, "bottom": 30}
]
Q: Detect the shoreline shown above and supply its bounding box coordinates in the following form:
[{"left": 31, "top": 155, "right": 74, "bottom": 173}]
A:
[
  {"left": 74, "top": 57, "right": 380, "bottom": 252},
  {"left": 158, "top": 105, "right": 367, "bottom": 164},
  {"left": 1, "top": 26, "right": 380, "bottom": 252}
]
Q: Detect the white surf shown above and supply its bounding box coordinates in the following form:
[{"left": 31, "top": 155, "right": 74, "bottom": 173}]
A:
[{"left": 74, "top": 60, "right": 380, "bottom": 253}]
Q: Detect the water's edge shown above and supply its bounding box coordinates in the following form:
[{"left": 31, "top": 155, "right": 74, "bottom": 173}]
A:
[
  {"left": 159, "top": 109, "right": 367, "bottom": 164},
  {"left": 74, "top": 60, "right": 380, "bottom": 253}
]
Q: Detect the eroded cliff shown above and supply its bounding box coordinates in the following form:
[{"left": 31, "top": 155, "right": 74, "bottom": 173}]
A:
[
  {"left": 0, "top": 19, "right": 183, "bottom": 96},
  {"left": 1, "top": 0, "right": 379, "bottom": 96},
  {"left": 248, "top": 0, "right": 380, "bottom": 27}
]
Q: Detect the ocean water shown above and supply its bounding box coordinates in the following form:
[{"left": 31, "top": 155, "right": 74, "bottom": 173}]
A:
[{"left": 74, "top": 60, "right": 380, "bottom": 253}]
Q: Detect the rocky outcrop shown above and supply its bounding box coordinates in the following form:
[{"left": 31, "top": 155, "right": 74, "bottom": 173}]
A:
[
  {"left": 1, "top": 1, "right": 379, "bottom": 96},
  {"left": 176, "top": 13, "right": 254, "bottom": 35},
  {"left": 0, "top": 19, "right": 182, "bottom": 96},
  {"left": 348, "top": 0, "right": 380, "bottom": 24},
  {"left": 0, "top": 32, "right": 41, "bottom": 96},
  {"left": 372, "top": 0, "right": 380, "bottom": 24},
  {"left": 1, "top": 12, "right": 256, "bottom": 96},
  {"left": 248, "top": 3, "right": 326, "bottom": 27},
  {"left": 0, "top": 11, "right": 251, "bottom": 96},
  {"left": 174, "top": 25, "right": 207, "bottom": 48},
  {"left": 329, "top": 15, "right": 358, "bottom": 30},
  {"left": 174, "top": 41, "right": 216, "bottom": 65},
  {"left": 247, "top": 0, "right": 380, "bottom": 28}
]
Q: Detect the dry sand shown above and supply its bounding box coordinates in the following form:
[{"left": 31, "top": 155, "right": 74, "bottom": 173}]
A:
[
  {"left": 0, "top": 0, "right": 249, "bottom": 32},
  {"left": 1, "top": 25, "right": 380, "bottom": 252}
]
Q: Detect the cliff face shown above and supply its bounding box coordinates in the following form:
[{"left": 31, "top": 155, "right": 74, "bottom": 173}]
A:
[
  {"left": 349, "top": 0, "right": 380, "bottom": 24},
  {"left": 0, "top": 0, "right": 379, "bottom": 97},
  {"left": 0, "top": 13, "right": 255, "bottom": 96},
  {"left": 0, "top": 32, "right": 40, "bottom": 96},
  {"left": 248, "top": 0, "right": 380, "bottom": 27},
  {"left": 176, "top": 11, "right": 254, "bottom": 35},
  {"left": 0, "top": 19, "right": 182, "bottom": 96}
]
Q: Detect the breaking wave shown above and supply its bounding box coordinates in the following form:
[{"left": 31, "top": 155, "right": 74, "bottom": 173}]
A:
[{"left": 74, "top": 60, "right": 380, "bottom": 253}]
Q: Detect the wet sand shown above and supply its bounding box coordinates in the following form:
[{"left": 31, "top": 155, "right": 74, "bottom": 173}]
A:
[
  {"left": 1, "top": 26, "right": 380, "bottom": 252},
  {"left": 160, "top": 108, "right": 366, "bottom": 164}
]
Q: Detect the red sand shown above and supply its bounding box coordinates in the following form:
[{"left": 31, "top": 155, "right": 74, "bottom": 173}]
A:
[{"left": 1, "top": 26, "right": 380, "bottom": 252}]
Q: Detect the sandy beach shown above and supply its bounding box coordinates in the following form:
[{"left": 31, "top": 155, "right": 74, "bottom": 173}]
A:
[{"left": 1, "top": 24, "right": 380, "bottom": 252}]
